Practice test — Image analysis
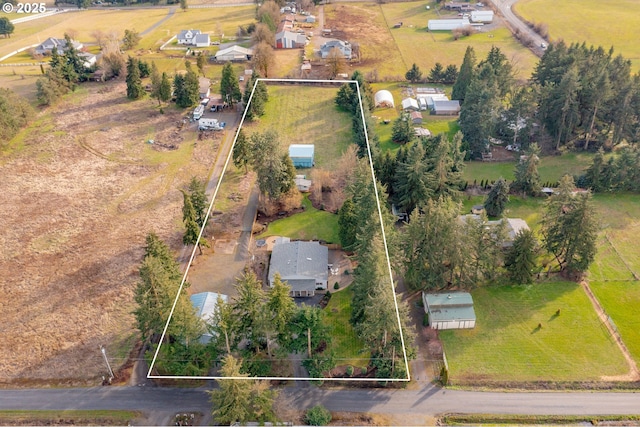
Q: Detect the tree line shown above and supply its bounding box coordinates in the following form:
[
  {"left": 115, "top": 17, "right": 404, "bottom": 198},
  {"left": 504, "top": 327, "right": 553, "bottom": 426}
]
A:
[{"left": 455, "top": 43, "right": 640, "bottom": 158}]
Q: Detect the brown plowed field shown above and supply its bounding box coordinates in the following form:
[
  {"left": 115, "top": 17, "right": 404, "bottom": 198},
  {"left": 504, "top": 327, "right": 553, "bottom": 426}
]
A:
[{"left": 0, "top": 81, "right": 215, "bottom": 385}]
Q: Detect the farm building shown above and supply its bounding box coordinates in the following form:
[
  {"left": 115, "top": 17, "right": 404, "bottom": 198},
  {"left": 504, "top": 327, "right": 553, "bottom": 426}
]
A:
[
  {"left": 35, "top": 37, "right": 83, "bottom": 55},
  {"left": 418, "top": 93, "right": 449, "bottom": 109},
  {"left": 177, "top": 29, "right": 201, "bottom": 45},
  {"left": 78, "top": 52, "right": 97, "bottom": 68},
  {"left": 276, "top": 30, "right": 306, "bottom": 49},
  {"left": 402, "top": 98, "right": 420, "bottom": 111},
  {"left": 214, "top": 45, "right": 253, "bottom": 61},
  {"left": 190, "top": 292, "right": 229, "bottom": 344},
  {"left": 198, "top": 77, "right": 211, "bottom": 99},
  {"left": 294, "top": 175, "right": 312, "bottom": 192},
  {"left": 432, "top": 100, "right": 461, "bottom": 115},
  {"left": 268, "top": 241, "right": 329, "bottom": 297},
  {"left": 374, "top": 90, "right": 395, "bottom": 108},
  {"left": 470, "top": 10, "right": 494, "bottom": 23},
  {"left": 427, "top": 18, "right": 470, "bottom": 31},
  {"left": 410, "top": 111, "right": 423, "bottom": 125},
  {"left": 422, "top": 292, "right": 476, "bottom": 330},
  {"left": 193, "top": 34, "right": 210, "bottom": 47},
  {"left": 305, "top": 15, "right": 316, "bottom": 23},
  {"left": 289, "top": 144, "right": 315, "bottom": 168},
  {"left": 320, "top": 40, "right": 352, "bottom": 59}
]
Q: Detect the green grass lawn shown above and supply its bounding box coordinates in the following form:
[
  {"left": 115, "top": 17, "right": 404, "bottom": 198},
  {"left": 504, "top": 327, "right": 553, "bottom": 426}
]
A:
[
  {"left": 258, "top": 194, "right": 339, "bottom": 243},
  {"left": 463, "top": 152, "right": 596, "bottom": 185},
  {"left": 515, "top": 0, "right": 640, "bottom": 72},
  {"left": 590, "top": 281, "right": 640, "bottom": 365},
  {"left": 245, "top": 85, "right": 353, "bottom": 169},
  {"left": 324, "top": 287, "right": 370, "bottom": 368},
  {"left": 440, "top": 282, "right": 628, "bottom": 382}
]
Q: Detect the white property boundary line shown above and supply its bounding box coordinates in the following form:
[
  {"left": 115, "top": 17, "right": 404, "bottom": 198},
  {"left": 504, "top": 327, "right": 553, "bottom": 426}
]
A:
[{"left": 148, "top": 78, "right": 410, "bottom": 382}]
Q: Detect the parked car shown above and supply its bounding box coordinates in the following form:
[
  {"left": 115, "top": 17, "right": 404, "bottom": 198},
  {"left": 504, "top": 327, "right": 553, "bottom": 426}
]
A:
[{"left": 201, "top": 98, "right": 210, "bottom": 106}]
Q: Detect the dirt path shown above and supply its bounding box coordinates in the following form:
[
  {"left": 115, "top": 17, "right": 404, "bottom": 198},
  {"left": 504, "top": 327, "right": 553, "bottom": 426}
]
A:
[{"left": 581, "top": 281, "right": 640, "bottom": 381}]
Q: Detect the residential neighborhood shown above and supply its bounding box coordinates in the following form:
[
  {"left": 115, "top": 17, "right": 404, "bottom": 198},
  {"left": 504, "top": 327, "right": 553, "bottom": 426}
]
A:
[{"left": 1, "top": 0, "right": 640, "bottom": 425}]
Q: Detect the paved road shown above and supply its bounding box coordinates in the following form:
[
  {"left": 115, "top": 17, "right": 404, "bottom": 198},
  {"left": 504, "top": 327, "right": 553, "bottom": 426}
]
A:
[
  {"left": 487, "top": 0, "right": 547, "bottom": 56},
  {"left": 1, "top": 384, "right": 640, "bottom": 419}
]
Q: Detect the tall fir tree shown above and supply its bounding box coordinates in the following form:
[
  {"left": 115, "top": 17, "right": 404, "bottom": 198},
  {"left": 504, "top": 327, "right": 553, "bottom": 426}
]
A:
[
  {"left": 483, "top": 177, "right": 510, "bottom": 217},
  {"left": 126, "top": 56, "right": 144, "bottom": 100},
  {"left": 452, "top": 45, "right": 476, "bottom": 103}
]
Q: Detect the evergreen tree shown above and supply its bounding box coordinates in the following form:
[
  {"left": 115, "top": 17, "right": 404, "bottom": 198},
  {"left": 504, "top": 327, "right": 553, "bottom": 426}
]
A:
[
  {"left": 0, "top": 17, "right": 15, "bottom": 38},
  {"left": 182, "top": 66, "right": 200, "bottom": 107},
  {"left": 452, "top": 46, "right": 476, "bottom": 103},
  {"left": 221, "top": 62, "right": 242, "bottom": 106},
  {"left": 483, "top": 177, "right": 509, "bottom": 217},
  {"left": 391, "top": 112, "right": 413, "bottom": 144},
  {"left": 188, "top": 177, "right": 208, "bottom": 229},
  {"left": 288, "top": 304, "right": 330, "bottom": 359},
  {"left": 428, "top": 62, "right": 445, "bottom": 83},
  {"left": 584, "top": 148, "right": 607, "bottom": 192},
  {"left": 157, "top": 72, "right": 172, "bottom": 107},
  {"left": 338, "top": 198, "right": 358, "bottom": 251},
  {"left": 443, "top": 64, "right": 459, "bottom": 84},
  {"left": 479, "top": 46, "right": 514, "bottom": 97},
  {"left": 232, "top": 129, "right": 251, "bottom": 173},
  {"left": 267, "top": 274, "right": 296, "bottom": 346},
  {"left": 513, "top": 143, "right": 541, "bottom": 196},
  {"left": 233, "top": 270, "right": 267, "bottom": 346},
  {"left": 541, "top": 175, "right": 598, "bottom": 275},
  {"left": 126, "top": 56, "right": 144, "bottom": 100},
  {"left": 243, "top": 73, "right": 268, "bottom": 120},
  {"left": 209, "top": 295, "right": 237, "bottom": 354},
  {"left": 173, "top": 73, "right": 186, "bottom": 107},
  {"left": 504, "top": 229, "right": 538, "bottom": 284},
  {"left": 394, "top": 142, "right": 431, "bottom": 215},
  {"left": 182, "top": 190, "right": 202, "bottom": 253},
  {"left": 335, "top": 83, "right": 356, "bottom": 112},
  {"left": 427, "top": 134, "right": 463, "bottom": 200},
  {"left": 405, "top": 63, "right": 422, "bottom": 83},
  {"left": 196, "top": 53, "right": 206, "bottom": 76},
  {"left": 209, "top": 355, "right": 252, "bottom": 425}
]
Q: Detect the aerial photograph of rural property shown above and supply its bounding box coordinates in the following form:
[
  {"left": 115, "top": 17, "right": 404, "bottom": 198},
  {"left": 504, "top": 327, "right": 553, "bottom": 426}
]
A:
[{"left": 1, "top": 0, "right": 640, "bottom": 424}]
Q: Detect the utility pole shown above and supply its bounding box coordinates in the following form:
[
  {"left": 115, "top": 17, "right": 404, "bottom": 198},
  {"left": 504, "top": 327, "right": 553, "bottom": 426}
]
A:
[{"left": 100, "top": 345, "right": 115, "bottom": 382}]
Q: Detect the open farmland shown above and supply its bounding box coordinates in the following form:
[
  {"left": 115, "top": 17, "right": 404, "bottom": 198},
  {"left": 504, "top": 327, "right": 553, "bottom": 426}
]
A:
[
  {"left": 439, "top": 282, "right": 628, "bottom": 383},
  {"left": 0, "top": 81, "right": 215, "bottom": 384},
  {"left": 323, "top": 1, "right": 538, "bottom": 81},
  {"left": 515, "top": 0, "right": 640, "bottom": 72}
]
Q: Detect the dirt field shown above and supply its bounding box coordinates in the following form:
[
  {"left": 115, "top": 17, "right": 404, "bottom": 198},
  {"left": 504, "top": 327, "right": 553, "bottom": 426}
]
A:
[{"left": 0, "top": 81, "right": 216, "bottom": 385}]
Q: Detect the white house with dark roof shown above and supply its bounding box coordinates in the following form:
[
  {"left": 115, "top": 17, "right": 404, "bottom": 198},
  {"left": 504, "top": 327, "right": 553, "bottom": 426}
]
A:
[
  {"left": 177, "top": 29, "right": 201, "bottom": 45},
  {"left": 190, "top": 292, "right": 229, "bottom": 344},
  {"left": 35, "top": 37, "right": 83, "bottom": 55},
  {"left": 268, "top": 240, "right": 329, "bottom": 297}
]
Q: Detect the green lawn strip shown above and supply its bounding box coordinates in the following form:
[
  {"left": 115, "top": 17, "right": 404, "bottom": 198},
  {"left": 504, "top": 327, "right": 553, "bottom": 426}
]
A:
[
  {"left": 0, "top": 410, "right": 141, "bottom": 425},
  {"left": 515, "top": 0, "right": 640, "bottom": 72},
  {"left": 589, "top": 281, "right": 640, "bottom": 365},
  {"left": 440, "top": 282, "right": 628, "bottom": 382},
  {"left": 246, "top": 85, "right": 351, "bottom": 169},
  {"left": 324, "top": 287, "right": 370, "bottom": 369},
  {"left": 441, "top": 413, "right": 640, "bottom": 425},
  {"left": 258, "top": 194, "right": 339, "bottom": 243},
  {"left": 588, "top": 235, "right": 636, "bottom": 282},
  {"left": 462, "top": 152, "right": 595, "bottom": 185}
]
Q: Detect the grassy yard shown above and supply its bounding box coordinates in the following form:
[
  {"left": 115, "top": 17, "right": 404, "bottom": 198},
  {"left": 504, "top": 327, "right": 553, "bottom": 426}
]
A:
[
  {"left": 440, "top": 282, "right": 628, "bottom": 382},
  {"left": 515, "top": 0, "right": 640, "bottom": 72},
  {"left": 258, "top": 194, "right": 339, "bottom": 243},
  {"left": 324, "top": 287, "right": 370, "bottom": 368},
  {"left": 590, "top": 281, "right": 640, "bottom": 365},
  {"left": 245, "top": 84, "right": 353, "bottom": 169},
  {"left": 462, "top": 151, "right": 596, "bottom": 185}
]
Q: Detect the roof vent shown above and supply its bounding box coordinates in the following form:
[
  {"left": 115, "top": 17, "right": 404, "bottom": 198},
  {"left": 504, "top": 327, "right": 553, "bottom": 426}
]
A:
[{"left": 306, "top": 257, "right": 312, "bottom": 261}]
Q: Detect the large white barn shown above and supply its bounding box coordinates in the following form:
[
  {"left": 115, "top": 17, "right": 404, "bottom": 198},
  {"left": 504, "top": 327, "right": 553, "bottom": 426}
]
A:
[{"left": 427, "top": 18, "right": 471, "bottom": 31}]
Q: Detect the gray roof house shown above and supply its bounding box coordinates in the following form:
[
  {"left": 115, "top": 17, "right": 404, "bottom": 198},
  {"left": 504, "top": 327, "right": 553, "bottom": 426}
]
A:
[
  {"left": 432, "top": 100, "right": 461, "bottom": 115},
  {"left": 177, "top": 29, "right": 201, "bottom": 45},
  {"left": 193, "top": 33, "right": 210, "bottom": 47},
  {"left": 190, "top": 292, "right": 229, "bottom": 344},
  {"left": 458, "top": 214, "right": 530, "bottom": 247},
  {"left": 35, "top": 37, "right": 83, "bottom": 55},
  {"left": 422, "top": 292, "right": 476, "bottom": 330},
  {"left": 320, "top": 40, "right": 352, "bottom": 59},
  {"left": 268, "top": 241, "right": 329, "bottom": 297}
]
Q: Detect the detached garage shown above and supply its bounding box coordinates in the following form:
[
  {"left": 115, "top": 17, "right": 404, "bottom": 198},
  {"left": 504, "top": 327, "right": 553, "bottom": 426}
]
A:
[
  {"left": 423, "top": 292, "right": 476, "bottom": 330},
  {"left": 289, "top": 144, "right": 315, "bottom": 168}
]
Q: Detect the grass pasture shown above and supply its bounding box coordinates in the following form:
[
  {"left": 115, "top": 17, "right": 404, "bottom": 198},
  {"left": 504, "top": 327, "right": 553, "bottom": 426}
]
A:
[
  {"left": 515, "top": 0, "right": 640, "bottom": 72},
  {"left": 439, "top": 282, "right": 628, "bottom": 382},
  {"left": 245, "top": 84, "right": 352, "bottom": 169},
  {"left": 324, "top": 287, "right": 370, "bottom": 368},
  {"left": 590, "top": 281, "right": 640, "bottom": 365},
  {"left": 258, "top": 195, "right": 339, "bottom": 243}
]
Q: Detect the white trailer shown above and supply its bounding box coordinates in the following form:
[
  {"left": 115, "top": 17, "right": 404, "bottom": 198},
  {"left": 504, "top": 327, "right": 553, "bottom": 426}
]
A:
[
  {"left": 427, "top": 18, "right": 471, "bottom": 31},
  {"left": 198, "top": 118, "right": 221, "bottom": 130},
  {"left": 193, "top": 105, "right": 205, "bottom": 120},
  {"left": 470, "top": 10, "right": 494, "bottom": 23}
]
